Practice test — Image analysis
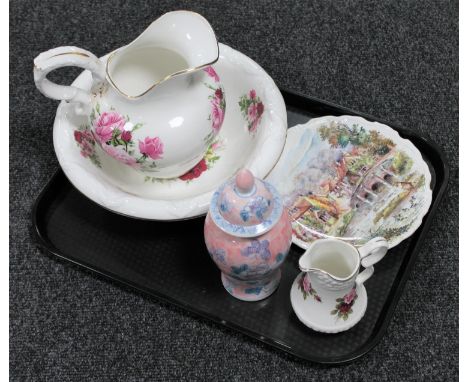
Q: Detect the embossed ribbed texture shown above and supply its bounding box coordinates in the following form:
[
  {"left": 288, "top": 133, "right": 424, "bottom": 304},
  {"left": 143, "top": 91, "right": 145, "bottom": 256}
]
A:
[{"left": 10, "top": 0, "right": 457, "bottom": 380}]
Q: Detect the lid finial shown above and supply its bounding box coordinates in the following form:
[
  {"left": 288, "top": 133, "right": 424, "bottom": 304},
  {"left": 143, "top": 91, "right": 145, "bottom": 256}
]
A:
[
  {"left": 235, "top": 168, "right": 255, "bottom": 195},
  {"left": 210, "top": 168, "right": 283, "bottom": 237}
]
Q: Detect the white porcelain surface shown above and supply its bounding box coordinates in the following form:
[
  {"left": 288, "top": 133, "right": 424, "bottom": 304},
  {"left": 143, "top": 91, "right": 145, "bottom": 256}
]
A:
[
  {"left": 107, "top": 10, "right": 219, "bottom": 96},
  {"left": 291, "top": 272, "right": 367, "bottom": 334},
  {"left": 52, "top": 44, "right": 287, "bottom": 220},
  {"left": 267, "top": 116, "right": 433, "bottom": 249},
  {"left": 293, "top": 237, "right": 386, "bottom": 333},
  {"left": 298, "top": 237, "right": 388, "bottom": 293},
  {"left": 35, "top": 11, "right": 222, "bottom": 178}
]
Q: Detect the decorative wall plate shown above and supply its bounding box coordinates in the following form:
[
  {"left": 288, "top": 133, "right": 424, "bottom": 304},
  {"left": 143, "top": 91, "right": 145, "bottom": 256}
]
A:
[
  {"left": 53, "top": 43, "right": 287, "bottom": 220},
  {"left": 266, "top": 116, "right": 432, "bottom": 249}
]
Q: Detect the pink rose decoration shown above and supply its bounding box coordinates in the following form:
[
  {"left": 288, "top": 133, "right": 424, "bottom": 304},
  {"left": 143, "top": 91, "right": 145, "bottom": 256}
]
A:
[
  {"left": 247, "top": 100, "right": 264, "bottom": 132},
  {"left": 80, "top": 140, "right": 94, "bottom": 158},
  {"left": 248, "top": 103, "right": 258, "bottom": 120},
  {"left": 94, "top": 111, "right": 126, "bottom": 143},
  {"left": 74, "top": 130, "right": 83, "bottom": 144},
  {"left": 343, "top": 288, "right": 357, "bottom": 304},
  {"left": 121, "top": 130, "right": 132, "bottom": 142},
  {"left": 75, "top": 129, "right": 96, "bottom": 158},
  {"left": 215, "top": 88, "right": 223, "bottom": 100},
  {"left": 139, "top": 136, "right": 164, "bottom": 160},
  {"left": 250, "top": 118, "right": 260, "bottom": 132},
  {"left": 179, "top": 158, "right": 208, "bottom": 181},
  {"left": 339, "top": 304, "right": 352, "bottom": 313},
  {"left": 204, "top": 66, "right": 220, "bottom": 82},
  {"left": 240, "top": 89, "right": 265, "bottom": 133},
  {"left": 102, "top": 145, "right": 138, "bottom": 167},
  {"left": 211, "top": 101, "right": 225, "bottom": 133},
  {"left": 302, "top": 275, "right": 312, "bottom": 293},
  {"left": 211, "top": 141, "right": 221, "bottom": 151},
  {"left": 257, "top": 102, "right": 264, "bottom": 117},
  {"left": 82, "top": 130, "right": 94, "bottom": 142}
]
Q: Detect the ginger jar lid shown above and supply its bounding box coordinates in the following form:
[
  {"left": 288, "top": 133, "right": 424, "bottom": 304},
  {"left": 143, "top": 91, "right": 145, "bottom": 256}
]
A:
[{"left": 209, "top": 168, "right": 283, "bottom": 237}]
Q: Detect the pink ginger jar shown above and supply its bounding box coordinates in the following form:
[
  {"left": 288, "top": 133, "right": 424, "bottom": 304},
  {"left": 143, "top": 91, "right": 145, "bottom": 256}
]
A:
[{"left": 204, "top": 168, "right": 292, "bottom": 301}]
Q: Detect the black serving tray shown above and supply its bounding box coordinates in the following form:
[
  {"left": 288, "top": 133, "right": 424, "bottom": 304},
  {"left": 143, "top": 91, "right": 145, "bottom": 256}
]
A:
[{"left": 32, "top": 89, "right": 449, "bottom": 364}]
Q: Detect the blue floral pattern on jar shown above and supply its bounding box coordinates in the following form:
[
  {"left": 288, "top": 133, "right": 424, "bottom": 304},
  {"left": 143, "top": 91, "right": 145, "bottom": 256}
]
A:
[
  {"left": 231, "top": 264, "right": 249, "bottom": 275},
  {"left": 240, "top": 196, "right": 270, "bottom": 222},
  {"left": 275, "top": 252, "right": 286, "bottom": 263},
  {"left": 208, "top": 247, "right": 227, "bottom": 265},
  {"left": 230, "top": 263, "right": 270, "bottom": 278},
  {"left": 219, "top": 198, "right": 231, "bottom": 214},
  {"left": 245, "top": 286, "right": 263, "bottom": 295},
  {"left": 241, "top": 239, "right": 271, "bottom": 260}
]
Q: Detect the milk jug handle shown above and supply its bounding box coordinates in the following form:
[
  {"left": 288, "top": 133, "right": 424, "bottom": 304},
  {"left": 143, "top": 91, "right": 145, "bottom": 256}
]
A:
[
  {"left": 358, "top": 237, "right": 389, "bottom": 268},
  {"left": 33, "top": 46, "right": 105, "bottom": 112},
  {"left": 355, "top": 266, "right": 374, "bottom": 286}
]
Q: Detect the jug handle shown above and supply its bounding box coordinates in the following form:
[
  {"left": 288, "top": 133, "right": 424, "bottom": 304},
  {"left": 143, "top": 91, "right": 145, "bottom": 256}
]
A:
[
  {"left": 355, "top": 238, "right": 388, "bottom": 286},
  {"left": 355, "top": 266, "right": 374, "bottom": 286},
  {"left": 358, "top": 237, "right": 389, "bottom": 268},
  {"left": 33, "top": 47, "right": 106, "bottom": 114}
]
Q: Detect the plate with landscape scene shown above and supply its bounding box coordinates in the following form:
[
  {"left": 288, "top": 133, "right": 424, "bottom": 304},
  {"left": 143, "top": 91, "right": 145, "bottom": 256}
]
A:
[{"left": 266, "top": 116, "right": 432, "bottom": 249}]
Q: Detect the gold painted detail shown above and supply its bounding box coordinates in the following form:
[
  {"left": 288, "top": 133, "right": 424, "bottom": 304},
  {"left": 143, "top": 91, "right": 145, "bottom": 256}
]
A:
[
  {"left": 51, "top": 51, "right": 91, "bottom": 58},
  {"left": 104, "top": 12, "right": 220, "bottom": 99}
]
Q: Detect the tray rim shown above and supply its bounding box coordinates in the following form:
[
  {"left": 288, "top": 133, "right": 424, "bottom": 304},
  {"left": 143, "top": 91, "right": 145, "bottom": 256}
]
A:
[{"left": 31, "top": 88, "right": 450, "bottom": 365}]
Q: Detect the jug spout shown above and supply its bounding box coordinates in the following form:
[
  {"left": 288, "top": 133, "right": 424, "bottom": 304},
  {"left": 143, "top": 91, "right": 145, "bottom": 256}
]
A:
[
  {"left": 106, "top": 11, "right": 219, "bottom": 98},
  {"left": 298, "top": 239, "right": 360, "bottom": 280},
  {"left": 298, "top": 250, "right": 317, "bottom": 273}
]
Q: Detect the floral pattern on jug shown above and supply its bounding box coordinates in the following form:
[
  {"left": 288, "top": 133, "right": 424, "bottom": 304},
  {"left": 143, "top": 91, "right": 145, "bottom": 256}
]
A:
[
  {"left": 331, "top": 287, "right": 358, "bottom": 321},
  {"left": 73, "top": 126, "right": 101, "bottom": 167},
  {"left": 74, "top": 103, "right": 165, "bottom": 171},
  {"left": 204, "top": 66, "right": 226, "bottom": 136},
  {"left": 239, "top": 89, "right": 264, "bottom": 132},
  {"left": 75, "top": 118, "right": 225, "bottom": 183},
  {"left": 74, "top": 66, "right": 227, "bottom": 175},
  {"left": 143, "top": 138, "right": 225, "bottom": 183},
  {"left": 297, "top": 273, "right": 322, "bottom": 302},
  {"left": 179, "top": 139, "right": 224, "bottom": 181},
  {"left": 34, "top": 11, "right": 226, "bottom": 178}
]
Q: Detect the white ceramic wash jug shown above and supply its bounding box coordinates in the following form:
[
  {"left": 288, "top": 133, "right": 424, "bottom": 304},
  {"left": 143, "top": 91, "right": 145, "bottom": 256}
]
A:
[{"left": 33, "top": 11, "right": 225, "bottom": 178}]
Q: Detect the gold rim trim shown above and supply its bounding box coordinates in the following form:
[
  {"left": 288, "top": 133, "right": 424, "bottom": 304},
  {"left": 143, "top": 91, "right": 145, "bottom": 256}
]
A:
[
  {"left": 105, "top": 11, "right": 220, "bottom": 99},
  {"left": 34, "top": 51, "right": 92, "bottom": 70},
  {"left": 300, "top": 266, "right": 358, "bottom": 282},
  {"left": 52, "top": 52, "right": 91, "bottom": 58}
]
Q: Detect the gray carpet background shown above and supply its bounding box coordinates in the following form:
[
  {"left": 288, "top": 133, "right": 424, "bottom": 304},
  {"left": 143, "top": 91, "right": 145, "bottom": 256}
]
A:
[{"left": 10, "top": 0, "right": 458, "bottom": 380}]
